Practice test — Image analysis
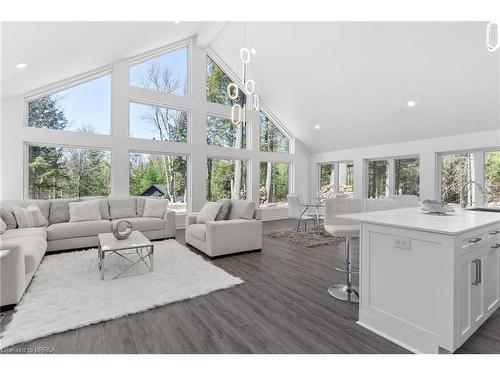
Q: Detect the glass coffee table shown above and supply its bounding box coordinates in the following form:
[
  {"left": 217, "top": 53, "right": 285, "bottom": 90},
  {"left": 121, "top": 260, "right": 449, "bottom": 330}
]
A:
[{"left": 98, "top": 231, "right": 154, "bottom": 280}]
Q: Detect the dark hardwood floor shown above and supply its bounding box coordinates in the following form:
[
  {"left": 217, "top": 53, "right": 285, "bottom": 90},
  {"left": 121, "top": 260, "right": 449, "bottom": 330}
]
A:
[{"left": 1, "top": 219, "right": 499, "bottom": 354}]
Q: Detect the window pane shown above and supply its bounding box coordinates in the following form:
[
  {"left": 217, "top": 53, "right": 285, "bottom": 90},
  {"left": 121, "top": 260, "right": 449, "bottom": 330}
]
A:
[
  {"left": 129, "top": 102, "right": 187, "bottom": 142},
  {"left": 129, "top": 152, "right": 187, "bottom": 213},
  {"left": 206, "top": 115, "right": 246, "bottom": 149},
  {"left": 259, "top": 112, "right": 289, "bottom": 153},
  {"left": 440, "top": 153, "right": 475, "bottom": 204},
  {"left": 260, "top": 162, "right": 289, "bottom": 206},
  {"left": 28, "top": 75, "right": 111, "bottom": 135},
  {"left": 395, "top": 158, "right": 420, "bottom": 196},
  {"left": 319, "top": 163, "right": 335, "bottom": 198},
  {"left": 206, "top": 158, "right": 247, "bottom": 201},
  {"left": 485, "top": 151, "right": 500, "bottom": 208},
  {"left": 206, "top": 56, "right": 242, "bottom": 106},
  {"left": 28, "top": 145, "right": 111, "bottom": 199},
  {"left": 129, "top": 47, "right": 187, "bottom": 96},
  {"left": 368, "top": 160, "right": 389, "bottom": 198},
  {"left": 338, "top": 162, "right": 354, "bottom": 197}
]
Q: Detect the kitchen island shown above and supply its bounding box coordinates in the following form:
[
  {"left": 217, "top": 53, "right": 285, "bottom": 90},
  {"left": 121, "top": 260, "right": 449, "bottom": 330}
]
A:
[{"left": 341, "top": 207, "right": 500, "bottom": 354}]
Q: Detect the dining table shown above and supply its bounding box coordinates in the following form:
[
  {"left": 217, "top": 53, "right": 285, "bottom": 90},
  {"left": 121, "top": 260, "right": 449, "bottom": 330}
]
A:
[{"left": 300, "top": 200, "right": 325, "bottom": 234}]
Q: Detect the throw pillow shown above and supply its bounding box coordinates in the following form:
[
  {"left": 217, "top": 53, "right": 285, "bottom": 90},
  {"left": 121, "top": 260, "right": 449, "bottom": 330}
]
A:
[
  {"left": 108, "top": 198, "right": 137, "bottom": 219},
  {"left": 49, "top": 198, "right": 79, "bottom": 224},
  {"left": 143, "top": 199, "right": 169, "bottom": 218},
  {"left": 12, "top": 204, "right": 49, "bottom": 228},
  {"left": 228, "top": 199, "right": 256, "bottom": 220},
  {"left": 68, "top": 200, "right": 102, "bottom": 222},
  {"left": 196, "top": 202, "right": 223, "bottom": 224},
  {"left": 215, "top": 199, "right": 231, "bottom": 221},
  {"left": 0, "top": 205, "right": 17, "bottom": 229},
  {"left": 0, "top": 217, "right": 7, "bottom": 234}
]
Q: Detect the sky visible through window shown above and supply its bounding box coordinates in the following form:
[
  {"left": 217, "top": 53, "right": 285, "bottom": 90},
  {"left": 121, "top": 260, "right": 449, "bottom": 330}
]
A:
[
  {"left": 29, "top": 75, "right": 111, "bottom": 134},
  {"left": 129, "top": 47, "right": 187, "bottom": 96}
]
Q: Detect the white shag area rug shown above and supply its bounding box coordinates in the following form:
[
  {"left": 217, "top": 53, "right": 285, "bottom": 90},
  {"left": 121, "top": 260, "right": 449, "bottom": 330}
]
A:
[{"left": 0, "top": 239, "right": 243, "bottom": 348}]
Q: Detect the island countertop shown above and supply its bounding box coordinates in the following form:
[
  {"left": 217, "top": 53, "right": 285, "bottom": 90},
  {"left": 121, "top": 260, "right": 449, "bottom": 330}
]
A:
[{"left": 339, "top": 207, "right": 500, "bottom": 235}]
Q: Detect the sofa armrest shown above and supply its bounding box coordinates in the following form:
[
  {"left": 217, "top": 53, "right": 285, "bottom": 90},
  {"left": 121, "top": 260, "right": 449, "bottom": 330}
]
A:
[
  {"left": 205, "top": 219, "right": 262, "bottom": 256},
  {"left": 163, "top": 209, "right": 176, "bottom": 238},
  {"left": 0, "top": 242, "right": 26, "bottom": 306},
  {"left": 185, "top": 213, "right": 198, "bottom": 227}
]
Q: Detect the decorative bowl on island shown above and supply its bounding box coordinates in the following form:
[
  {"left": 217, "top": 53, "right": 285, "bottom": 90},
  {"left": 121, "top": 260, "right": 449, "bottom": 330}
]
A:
[{"left": 421, "top": 199, "right": 455, "bottom": 215}]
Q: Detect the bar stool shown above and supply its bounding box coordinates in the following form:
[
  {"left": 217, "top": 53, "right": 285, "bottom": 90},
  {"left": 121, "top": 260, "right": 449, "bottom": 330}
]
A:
[{"left": 324, "top": 198, "right": 362, "bottom": 303}]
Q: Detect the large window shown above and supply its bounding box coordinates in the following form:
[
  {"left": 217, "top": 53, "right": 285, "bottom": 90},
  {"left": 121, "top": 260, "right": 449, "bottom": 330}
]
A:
[
  {"left": 28, "top": 74, "right": 111, "bottom": 135},
  {"left": 259, "top": 112, "right": 289, "bottom": 153},
  {"left": 206, "top": 115, "right": 246, "bottom": 149},
  {"left": 319, "top": 163, "right": 335, "bottom": 198},
  {"left": 129, "top": 152, "right": 187, "bottom": 212},
  {"left": 27, "top": 144, "right": 111, "bottom": 199},
  {"left": 367, "top": 160, "right": 389, "bottom": 198},
  {"left": 259, "top": 162, "right": 289, "bottom": 206},
  {"left": 440, "top": 153, "right": 474, "bottom": 204},
  {"left": 395, "top": 158, "right": 420, "bottom": 196},
  {"left": 206, "top": 158, "right": 247, "bottom": 201},
  {"left": 338, "top": 162, "right": 354, "bottom": 197},
  {"left": 206, "top": 56, "right": 242, "bottom": 106},
  {"left": 485, "top": 151, "right": 500, "bottom": 207},
  {"left": 129, "top": 47, "right": 188, "bottom": 96},
  {"left": 129, "top": 102, "right": 188, "bottom": 142}
]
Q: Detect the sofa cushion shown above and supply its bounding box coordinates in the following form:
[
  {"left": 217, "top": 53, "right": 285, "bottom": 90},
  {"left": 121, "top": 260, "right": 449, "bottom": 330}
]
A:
[
  {"left": 0, "top": 217, "right": 6, "bottom": 234},
  {"left": 215, "top": 199, "right": 231, "bottom": 221},
  {"left": 136, "top": 197, "right": 147, "bottom": 217},
  {"left": 49, "top": 198, "right": 79, "bottom": 224},
  {"left": 79, "top": 197, "right": 110, "bottom": 220},
  {"left": 143, "top": 198, "right": 168, "bottom": 218},
  {"left": 111, "top": 217, "right": 164, "bottom": 232},
  {"left": 187, "top": 223, "right": 206, "bottom": 242},
  {"left": 228, "top": 199, "right": 256, "bottom": 220},
  {"left": 47, "top": 220, "right": 112, "bottom": 241},
  {"left": 13, "top": 204, "right": 49, "bottom": 228},
  {"left": 68, "top": 200, "right": 102, "bottom": 222},
  {"left": 108, "top": 198, "right": 137, "bottom": 219},
  {"left": 197, "top": 202, "right": 222, "bottom": 224},
  {"left": 0, "top": 227, "right": 47, "bottom": 240},
  {"left": 0, "top": 204, "right": 18, "bottom": 229}
]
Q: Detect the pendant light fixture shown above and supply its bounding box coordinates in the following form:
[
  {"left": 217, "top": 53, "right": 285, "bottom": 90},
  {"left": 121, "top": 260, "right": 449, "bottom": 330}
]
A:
[{"left": 486, "top": 21, "right": 499, "bottom": 52}]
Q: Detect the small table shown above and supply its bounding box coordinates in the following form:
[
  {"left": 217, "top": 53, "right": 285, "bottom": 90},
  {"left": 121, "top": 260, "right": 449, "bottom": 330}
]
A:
[
  {"left": 0, "top": 250, "right": 10, "bottom": 260},
  {"left": 98, "top": 231, "right": 154, "bottom": 280},
  {"left": 300, "top": 202, "right": 325, "bottom": 234}
]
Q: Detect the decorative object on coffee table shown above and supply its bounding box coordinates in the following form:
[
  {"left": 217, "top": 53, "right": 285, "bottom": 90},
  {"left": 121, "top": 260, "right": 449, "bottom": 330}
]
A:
[{"left": 112, "top": 219, "right": 132, "bottom": 240}]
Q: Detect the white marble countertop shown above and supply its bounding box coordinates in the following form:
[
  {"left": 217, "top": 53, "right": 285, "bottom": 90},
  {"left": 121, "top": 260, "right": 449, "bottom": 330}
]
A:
[{"left": 339, "top": 207, "right": 500, "bottom": 235}]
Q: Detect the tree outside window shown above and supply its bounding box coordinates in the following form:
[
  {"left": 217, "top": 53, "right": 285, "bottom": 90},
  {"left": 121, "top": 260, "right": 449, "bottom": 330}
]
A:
[{"left": 206, "top": 158, "right": 247, "bottom": 201}]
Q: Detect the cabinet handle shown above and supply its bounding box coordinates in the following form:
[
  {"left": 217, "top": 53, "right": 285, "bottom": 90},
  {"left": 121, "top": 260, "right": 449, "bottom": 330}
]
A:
[
  {"left": 490, "top": 230, "right": 500, "bottom": 235},
  {"left": 472, "top": 259, "right": 482, "bottom": 285},
  {"left": 492, "top": 244, "right": 500, "bottom": 249},
  {"left": 468, "top": 237, "right": 482, "bottom": 243}
]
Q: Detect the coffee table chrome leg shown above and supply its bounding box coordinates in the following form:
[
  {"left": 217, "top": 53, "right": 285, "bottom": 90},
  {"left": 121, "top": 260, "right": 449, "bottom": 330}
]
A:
[{"left": 149, "top": 245, "right": 154, "bottom": 272}]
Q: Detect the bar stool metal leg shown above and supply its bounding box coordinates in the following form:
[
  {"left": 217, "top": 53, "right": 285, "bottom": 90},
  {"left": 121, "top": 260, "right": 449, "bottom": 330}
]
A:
[{"left": 328, "top": 237, "right": 359, "bottom": 303}]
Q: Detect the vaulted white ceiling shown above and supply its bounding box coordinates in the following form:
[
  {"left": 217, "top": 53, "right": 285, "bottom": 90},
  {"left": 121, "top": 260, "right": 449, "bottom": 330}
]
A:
[
  {"left": 2, "top": 22, "right": 498, "bottom": 153},
  {"left": 210, "top": 22, "right": 500, "bottom": 152}
]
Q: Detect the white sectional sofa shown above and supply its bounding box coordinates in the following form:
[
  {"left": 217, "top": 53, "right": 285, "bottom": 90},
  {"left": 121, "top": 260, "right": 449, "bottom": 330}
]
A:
[
  {"left": 185, "top": 199, "right": 262, "bottom": 258},
  {"left": 0, "top": 196, "right": 176, "bottom": 307}
]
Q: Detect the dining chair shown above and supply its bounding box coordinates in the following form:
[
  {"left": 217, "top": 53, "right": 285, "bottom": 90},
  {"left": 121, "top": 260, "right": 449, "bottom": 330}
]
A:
[
  {"left": 324, "top": 198, "right": 362, "bottom": 303},
  {"left": 287, "top": 195, "right": 317, "bottom": 232}
]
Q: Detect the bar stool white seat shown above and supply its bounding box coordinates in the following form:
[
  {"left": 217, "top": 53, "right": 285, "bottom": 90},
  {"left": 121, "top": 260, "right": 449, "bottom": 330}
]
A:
[{"left": 324, "top": 198, "right": 362, "bottom": 303}]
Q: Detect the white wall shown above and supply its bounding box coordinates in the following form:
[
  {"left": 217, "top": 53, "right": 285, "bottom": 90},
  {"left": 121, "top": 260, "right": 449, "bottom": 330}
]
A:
[
  {"left": 310, "top": 130, "right": 500, "bottom": 201},
  {"left": 0, "top": 39, "right": 310, "bottom": 226}
]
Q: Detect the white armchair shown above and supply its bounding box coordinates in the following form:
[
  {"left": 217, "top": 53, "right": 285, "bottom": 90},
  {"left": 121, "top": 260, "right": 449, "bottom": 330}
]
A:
[{"left": 185, "top": 200, "right": 262, "bottom": 258}]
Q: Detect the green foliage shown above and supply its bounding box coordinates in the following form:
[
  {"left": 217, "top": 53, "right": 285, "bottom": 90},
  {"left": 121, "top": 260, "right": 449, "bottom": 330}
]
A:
[
  {"left": 395, "top": 158, "right": 419, "bottom": 196},
  {"left": 207, "top": 159, "right": 247, "bottom": 201},
  {"left": 259, "top": 162, "right": 289, "bottom": 205},
  {"left": 485, "top": 151, "right": 500, "bottom": 206},
  {"left": 259, "top": 112, "right": 289, "bottom": 153},
  {"left": 207, "top": 116, "right": 246, "bottom": 148},
  {"left": 441, "top": 154, "right": 473, "bottom": 204},
  {"left": 28, "top": 95, "right": 68, "bottom": 130},
  {"left": 206, "top": 56, "right": 242, "bottom": 106},
  {"left": 368, "top": 160, "right": 388, "bottom": 198}
]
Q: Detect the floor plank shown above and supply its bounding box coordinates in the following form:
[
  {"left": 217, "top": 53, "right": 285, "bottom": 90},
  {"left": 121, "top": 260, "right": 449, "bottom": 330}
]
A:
[{"left": 1, "top": 219, "right": 499, "bottom": 354}]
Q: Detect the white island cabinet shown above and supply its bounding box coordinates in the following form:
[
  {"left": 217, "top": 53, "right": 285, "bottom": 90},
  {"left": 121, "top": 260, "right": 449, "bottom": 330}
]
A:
[{"left": 341, "top": 207, "right": 500, "bottom": 354}]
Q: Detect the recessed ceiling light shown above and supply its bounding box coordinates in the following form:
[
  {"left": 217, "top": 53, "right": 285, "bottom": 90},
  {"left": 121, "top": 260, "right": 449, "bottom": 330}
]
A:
[
  {"left": 250, "top": 48, "right": 257, "bottom": 54},
  {"left": 407, "top": 100, "right": 416, "bottom": 107},
  {"left": 314, "top": 124, "right": 321, "bottom": 130},
  {"left": 16, "top": 63, "right": 27, "bottom": 69}
]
